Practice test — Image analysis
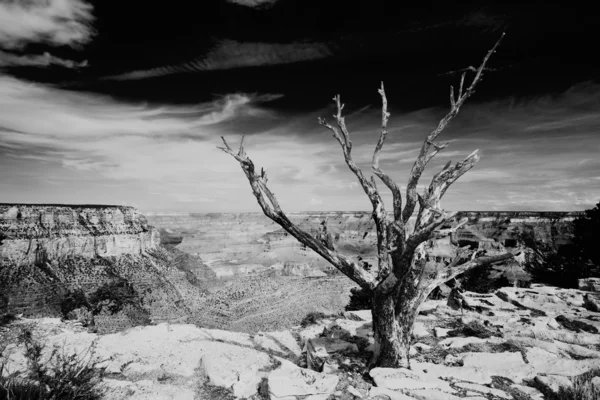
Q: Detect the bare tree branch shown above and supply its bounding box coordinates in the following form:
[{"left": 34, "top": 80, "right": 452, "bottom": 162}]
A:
[
  {"left": 438, "top": 251, "right": 515, "bottom": 283},
  {"left": 402, "top": 32, "right": 505, "bottom": 224},
  {"left": 218, "top": 136, "right": 378, "bottom": 290},
  {"left": 319, "top": 95, "right": 391, "bottom": 276},
  {"left": 372, "top": 82, "right": 403, "bottom": 225},
  {"left": 416, "top": 150, "right": 480, "bottom": 230}
]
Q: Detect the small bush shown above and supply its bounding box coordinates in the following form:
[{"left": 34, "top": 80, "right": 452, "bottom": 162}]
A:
[
  {"left": 300, "top": 312, "right": 328, "bottom": 328},
  {"left": 460, "top": 264, "right": 511, "bottom": 293},
  {"left": 0, "top": 314, "right": 18, "bottom": 328},
  {"left": 60, "top": 290, "right": 90, "bottom": 319},
  {"left": 555, "top": 315, "right": 598, "bottom": 334},
  {"left": 540, "top": 368, "right": 600, "bottom": 400},
  {"left": 0, "top": 329, "right": 106, "bottom": 400},
  {"left": 446, "top": 320, "right": 498, "bottom": 339},
  {"left": 522, "top": 202, "right": 600, "bottom": 289},
  {"left": 345, "top": 287, "right": 371, "bottom": 311}
]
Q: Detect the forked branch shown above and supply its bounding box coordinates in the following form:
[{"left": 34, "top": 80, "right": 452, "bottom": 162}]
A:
[
  {"left": 319, "top": 94, "right": 392, "bottom": 276},
  {"left": 372, "top": 82, "right": 403, "bottom": 225},
  {"left": 318, "top": 98, "right": 381, "bottom": 207},
  {"left": 402, "top": 33, "right": 505, "bottom": 224},
  {"left": 415, "top": 149, "right": 481, "bottom": 230},
  {"left": 218, "top": 136, "right": 377, "bottom": 290}
]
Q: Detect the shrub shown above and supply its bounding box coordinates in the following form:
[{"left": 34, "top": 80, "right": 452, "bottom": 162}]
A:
[
  {"left": 0, "top": 329, "right": 106, "bottom": 400},
  {"left": 460, "top": 264, "right": 511, "bottom": 293},
  {"left": 300, "top": 311, "right": 328, "bottom": 328},
  {"left": 539, "top": 368, "right": 600, "bottom": 400},
  {"left": 446, "top": 320, "right": 498, "bottom": 339},
  {"left": 345, "top": 287, "right": 371, "bottom": 311},
  {"left": 61, "top": 289, "right": 90, "bottom": 320},
  {"left": 523, "top": 202, "right": 600, "bottom": 289}
]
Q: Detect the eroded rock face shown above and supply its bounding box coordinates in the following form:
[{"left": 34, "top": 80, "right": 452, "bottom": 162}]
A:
[
  {"left": 0, "top": 204, "right": 215, "bottom": 332},
  {"left": 0, "top": 204, "right": 160, "bottom": 264}
]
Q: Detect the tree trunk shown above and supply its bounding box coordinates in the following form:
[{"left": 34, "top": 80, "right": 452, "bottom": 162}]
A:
[
  {"left": 369, "top": 252, "right": 435, "bottom": 369},
  {"left": 369, "top": 288, "right": 413, "bottom": 368}
]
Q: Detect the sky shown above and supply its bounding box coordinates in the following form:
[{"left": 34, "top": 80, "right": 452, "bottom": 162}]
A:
[{"left": 0, "top": 0, "right": 599, "bottom": 213}]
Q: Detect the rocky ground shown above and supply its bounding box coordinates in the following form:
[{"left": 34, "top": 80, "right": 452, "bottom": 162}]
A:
[{"left": 2, "top": 283, "right": 600, "bottom": 400}]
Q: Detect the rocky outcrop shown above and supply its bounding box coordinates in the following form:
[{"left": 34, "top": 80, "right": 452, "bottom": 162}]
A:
[
  {"left": 0, "top": 204, "right": 160, "bottom": 265},
  {"left": 0, "top": 204, "right": 214, "bottom": 333}
]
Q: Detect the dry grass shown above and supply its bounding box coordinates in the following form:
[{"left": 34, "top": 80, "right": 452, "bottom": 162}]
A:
[
  {"left": 0, "top": 328, "right": 107, "bottom": 400},
  {"left": 540, "top": 369, "right": 600, "bottom": 400},
  {"left": 446, "top": 320, "right": 500, "bottom": 339}
]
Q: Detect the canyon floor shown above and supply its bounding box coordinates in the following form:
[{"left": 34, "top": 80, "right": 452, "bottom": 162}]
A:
[{"left": 2, "top": 283, "right": 600, "bottom": 400}]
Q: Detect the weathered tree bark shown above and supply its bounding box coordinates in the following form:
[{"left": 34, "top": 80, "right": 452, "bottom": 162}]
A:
[{"left": 218, "top": 33, "right": 518, "bottom": 369}]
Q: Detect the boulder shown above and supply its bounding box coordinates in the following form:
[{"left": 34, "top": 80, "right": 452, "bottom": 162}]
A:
[
  {"left": 306, "top": 337, "right": 359, "bottom": 371},
  {"left": 346, "top": 385, "right": 364, "bottom": 398},
  {"left": 268, "top": 362, "right": 339, "bottom": 400},
  {"left": 510, "top": 384, "right": 545, "bottom": 400},
  {"left": 438, "top": 336, "right": 503, "bottom": 349},
  {"left": 434, "top": 327, "right": 450, "bottom": 338},
  {"left": 413, "top": 343, "right": 432, "bottom": 352},
  {"left": 65, "top": 307, "right": 94, "bottom": 327},
  {"left": 345, "top": 310, "right": 372, "bottom": 321},
  {"left": 253, "top": 330, "right": 302, "bottom": 357},
  {"left": 459, "top": 352, "right": 535, "bottom": 383},
  {"left": 526, "top": 347, "right": 600, "bottom": 377},
  {"left": 407, "top": 389, "right": 462, "bottom": 400},
  {"left": 367, "top": 386, "right": 417, "bottom": 400},
  {"left": 103, "top": 379, "right": 196, "bottom": 400},
  {"left": 369, "top": 368, "right": 456, "bottom": 393},
  {"left": 583, "top": 293, "right": 600, "bottom": 312},
  {"left": 534, "top": 374, "right": 573, "bottom": 394},
  {"left": 198, "top": 342, "right": 274, "bottom": 398},
  {"left": 410, "top": 362, "right": 492, "bottom": 385},
  {"left": 453, "top": 382, "right": 511, "bottom": 399},
  {"left": 578, "top": 278, "right": 600, "bottom": 292},
  {"left": 412, "top": 322, "right": 430, "bottom": 338},
  {"left": 332, "top": 319, "right": 373, "bottom": 340}
]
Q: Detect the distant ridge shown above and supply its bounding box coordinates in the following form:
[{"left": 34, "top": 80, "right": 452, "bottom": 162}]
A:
[
  {"left": 0, "top": 203, "right": 127, "bottom": 209},
  {"left": 146, "top": 210, "right": 586, "bottom": 217}
]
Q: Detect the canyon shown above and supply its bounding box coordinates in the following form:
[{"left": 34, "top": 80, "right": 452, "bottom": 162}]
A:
[
  {"left": 0, "top": 204, "right": 583, "bottom": 336},
  {"left": 146, "top": 210, "right": 581, "bottom": 278},
  {"left": 3, "top": 204, "right": 600, "bottom": 399},
  {"left": 0, "top": 204, "right": 213, "bottom": 334}
]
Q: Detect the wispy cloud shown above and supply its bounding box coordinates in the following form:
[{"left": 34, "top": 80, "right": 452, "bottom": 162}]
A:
[
  {"left": 0, "top": 76, "right": 277, "bottom": 141},
  {"left": 0, "top": 50, "right": 88, "bottom": 68},
  {"left": 104, "top": 39, "right": 333, "bottom": 80},
  {"left": 1, "top": 75, "right": 598, "bottom": 212}
]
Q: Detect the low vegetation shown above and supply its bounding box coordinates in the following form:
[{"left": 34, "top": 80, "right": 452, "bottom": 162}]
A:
[
  {"left": 537, "top": 368, "right": 600, "bottom": 400},
  {"left": 523, "top": 202, "right": 600, "bottom": 289},
  {"left": 0, "top": 329, "right": 106, "bottom": 400}
]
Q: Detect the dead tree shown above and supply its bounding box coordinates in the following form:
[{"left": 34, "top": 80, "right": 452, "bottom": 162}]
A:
[{"left": 219, "top": 34, "right": 516, "bottom": 368}]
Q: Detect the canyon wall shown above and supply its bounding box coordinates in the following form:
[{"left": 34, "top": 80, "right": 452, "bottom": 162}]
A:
[
  {"left": 147, "top": 211, "right": 582, "bottom": 277},
  {"left": 0, "top": 204, "right": 160, "bottom": 265},
  {"left": 0, "top": 204, "right": 214, "bottom": 333}
]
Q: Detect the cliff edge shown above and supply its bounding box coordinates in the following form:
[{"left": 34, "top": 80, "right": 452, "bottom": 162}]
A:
[
  {"left": 0, "top": 204, "right": 160, "bottom": 264},
  {"left": 0, "top": 204, "right": 215, "bottom": 334}
]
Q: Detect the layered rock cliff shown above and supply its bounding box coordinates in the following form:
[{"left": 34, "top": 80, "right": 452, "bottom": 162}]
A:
[
  {"left": 0, "top": 204, "right": 160, "bottom": 265},
  {"left": 0, "top": 204, "right": 215, "bottom": 333}
]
